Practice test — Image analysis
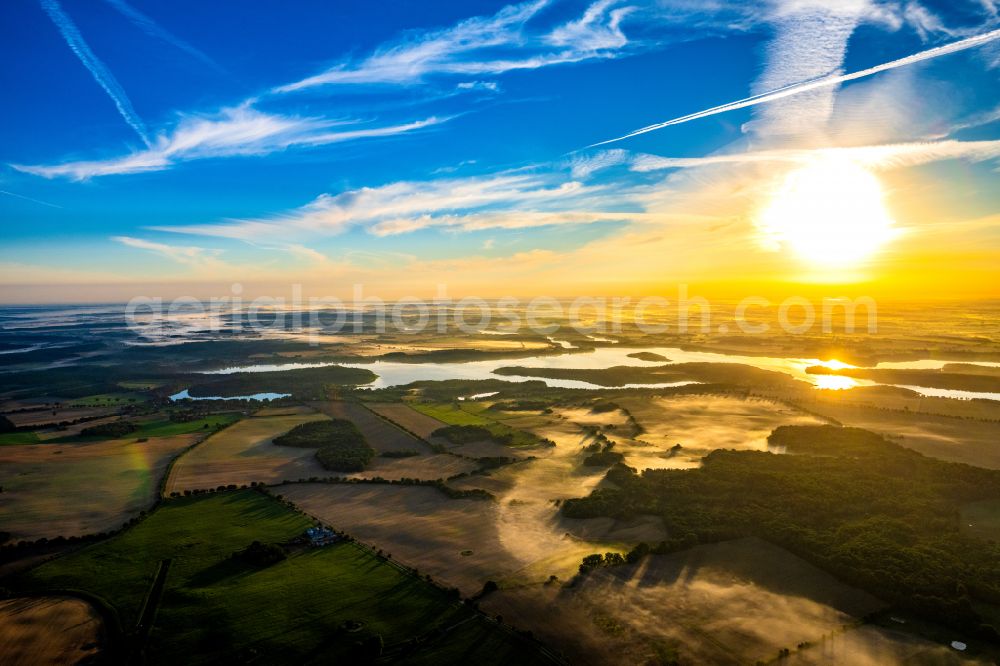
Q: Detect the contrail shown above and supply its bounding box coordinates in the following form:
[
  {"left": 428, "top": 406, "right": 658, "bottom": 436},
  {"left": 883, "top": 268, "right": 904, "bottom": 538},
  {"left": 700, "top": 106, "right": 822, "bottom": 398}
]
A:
[
  {"left": 102, "top": 0, "right": 222, "bottom": 71},
  {"left": 589, "top": 27, "right": 1000, "bottom": 147},
  {"left": 39, "top": 0, "right": 151, "bottom": 146},
  {"left": 0, "top": 189, "right": 63, "bottom": 209}
]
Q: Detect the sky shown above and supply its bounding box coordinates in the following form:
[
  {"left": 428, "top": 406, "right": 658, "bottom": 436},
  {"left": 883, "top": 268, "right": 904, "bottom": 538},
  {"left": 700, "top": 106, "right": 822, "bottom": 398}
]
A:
[{"left": 1, "top": 0, "right": 999, "bottom": 303}]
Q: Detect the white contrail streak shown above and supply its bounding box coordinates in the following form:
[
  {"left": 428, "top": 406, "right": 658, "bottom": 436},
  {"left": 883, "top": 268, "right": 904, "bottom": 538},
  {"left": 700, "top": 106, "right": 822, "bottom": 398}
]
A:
[
  {"left": 0, "top": 189, "right": 63, "bottom": 209},
  {"left": 102, "top": 0, "right": 222, "bottom": 71},
  {"left": 589, "top": 28, "right": 1000, "bottom": 147},
  {"left": 39, "top": 0, "right": 151, "bottom": 146}
]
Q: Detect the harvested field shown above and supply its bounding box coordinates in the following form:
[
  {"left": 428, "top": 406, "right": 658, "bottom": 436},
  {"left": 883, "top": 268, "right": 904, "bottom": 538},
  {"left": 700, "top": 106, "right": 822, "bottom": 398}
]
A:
[
  {"left": 253, "top": 405, "right": 315, "bottom": 417},
  {"left": 347, "top": 453, "right": 480, "bottom": 481},
  {"left": 311, "top": 401, "right": 432, "bottom": 454},
  {"left": 33, "top": 414, "right": 124, "bottom": 441},
  {"left": 278, "top": 483, "right": 509, "bottom": 596},
  {"left": 0, "top": 435, "right": 195, "bottom": 540},
  {"left": 793, "top": 400, "right": 1000, "bottom": 469},
  {"left": 0, "top": 596, "right": 103, "bottom": 665},
  {"left": 7, "top": 406, "right": 117, "bottom": 429},
  {"left": 280, "top": 415, "right": 657, "bottom": 598},
  {"left": 165, "top": 412, "right": 328, "bottom": 492},
  {"left": 366, "top": 402, "right": 449, "bottom": 439}
]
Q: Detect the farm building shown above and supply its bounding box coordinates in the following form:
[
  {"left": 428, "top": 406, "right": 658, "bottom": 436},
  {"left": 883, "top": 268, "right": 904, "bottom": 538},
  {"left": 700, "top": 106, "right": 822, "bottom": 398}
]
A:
[{"left": 305, "top": 526, "right": 340, "bottom": 546}]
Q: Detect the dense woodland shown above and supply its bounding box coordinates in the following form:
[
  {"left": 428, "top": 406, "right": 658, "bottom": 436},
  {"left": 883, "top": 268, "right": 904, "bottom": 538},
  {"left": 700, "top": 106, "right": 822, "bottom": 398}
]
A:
[
  {"left": 562, "top": 425, "right": 1000, "bottom": 638},
  {"left": 273, "top": 419, "right": 375, "bottom": 472}
]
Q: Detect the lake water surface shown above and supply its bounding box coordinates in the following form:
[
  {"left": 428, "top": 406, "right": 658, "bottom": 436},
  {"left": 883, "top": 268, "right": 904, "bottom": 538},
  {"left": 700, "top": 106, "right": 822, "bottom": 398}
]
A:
[{"left": 197, "top": 346, "right": 1000, "bottom": 401}]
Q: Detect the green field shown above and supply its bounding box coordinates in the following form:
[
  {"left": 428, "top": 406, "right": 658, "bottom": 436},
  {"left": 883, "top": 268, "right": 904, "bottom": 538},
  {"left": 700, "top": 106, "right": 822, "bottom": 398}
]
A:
[
  {"left": 409, "top": 401, "right": 492, "bottom": 426},
  {"left": 0, "top": 431, "right": 41, "bottom": 446},
  {"left": 409, "top": 401, "right": 545, "bottom": 448},
  {"left": 117, "top": 381, "right": 165, "bottom": 390},
  {"left": 17, "top": 490, "right": 550, "bottom": 665},
  {"left": 43, "top": 412, "right": 244, "bottom": 444},
  {"left": 132, "top": 413, "right": 242, "bottom": 438},
  {"left": 69, "top": 392, "right": 147, "bottom": 407}
]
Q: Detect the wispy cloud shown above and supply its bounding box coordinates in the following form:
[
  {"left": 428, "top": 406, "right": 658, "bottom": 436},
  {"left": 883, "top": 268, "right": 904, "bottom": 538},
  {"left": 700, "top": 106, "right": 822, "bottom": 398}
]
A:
[
  {"left": 39, "top": 0, "right": 150, "bottom": 146},
  {"left": 112, "top": 235, "right": 227, "bottom": 269},
  {"left": 369, "top": 209, "right": 643, "bottom": 236},
  {"left": 150, "top": 171, "right": 632, "bottom": 241},
  {"left": 590, "top": 26, "right": 1000, "bottom": 146},
  {"left": 569, "top": 148, "right": 630, "bottom": 178},
  {"left": 284, "top": 244, "right": 328, "bottom": 263},
  {"left": 147, "top": 133, "right": 1000, "bottom": 245},
  {"left": 276, "top": 0, "right": 637, "bottom": 92},
  {"left": 456, "top": 80, "right": 501, "bottom": 93},
  {"left": 101, "top": 0, "right": 221, "bottom": 71},
  {"left": 545, "top": 0, "right": 633, "bottom": 50},
  {"left": 20, "top": 1, "right": 730, "bottom": 181},
  {"left": 744, "top": 1, "right": 870, "bottom": 143},
  {"left": 14, "top": 107, "right": 445, "bottom": 180},
  {"left": 629, "top": 139, "right": 1000, "bottom": 172}
]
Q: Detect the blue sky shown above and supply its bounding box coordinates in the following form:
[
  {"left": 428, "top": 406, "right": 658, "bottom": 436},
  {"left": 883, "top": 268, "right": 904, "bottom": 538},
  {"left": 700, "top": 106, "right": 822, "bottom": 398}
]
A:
[{"left": 2, "top": 0, "right": 999, "bottom": 300}]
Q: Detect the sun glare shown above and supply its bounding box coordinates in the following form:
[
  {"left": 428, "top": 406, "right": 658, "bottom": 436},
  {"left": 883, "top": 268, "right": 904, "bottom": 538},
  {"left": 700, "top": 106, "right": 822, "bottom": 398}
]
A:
[{"left": 760, "top": 158, "right": 897, "bottom": 268}]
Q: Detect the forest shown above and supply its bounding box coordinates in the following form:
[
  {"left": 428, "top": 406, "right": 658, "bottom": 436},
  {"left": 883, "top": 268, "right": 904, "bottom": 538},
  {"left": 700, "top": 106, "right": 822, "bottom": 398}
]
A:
[
  {"left": 274, "top": 419, "right": 375, "bottom": 472},
  {"left": 562, "top": 425, "right": 1000, "bottom": 638}
]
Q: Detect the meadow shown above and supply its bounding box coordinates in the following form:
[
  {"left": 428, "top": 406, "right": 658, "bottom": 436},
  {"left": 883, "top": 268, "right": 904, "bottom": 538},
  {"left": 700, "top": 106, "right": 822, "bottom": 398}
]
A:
[{"left": 17, "top": 490, "right": 550, "bottom": 665}]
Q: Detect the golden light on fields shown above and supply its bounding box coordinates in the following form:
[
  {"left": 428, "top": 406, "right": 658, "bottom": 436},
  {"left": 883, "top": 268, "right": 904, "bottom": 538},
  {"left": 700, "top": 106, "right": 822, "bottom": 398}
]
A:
[{"left": 760, "top": 158, "right": 897, "bottom": 269}]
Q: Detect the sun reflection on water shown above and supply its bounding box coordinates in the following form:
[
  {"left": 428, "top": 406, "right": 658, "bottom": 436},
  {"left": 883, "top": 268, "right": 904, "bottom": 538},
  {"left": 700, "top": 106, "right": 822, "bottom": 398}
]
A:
[{"left": 813, "top": 374, "right": 860, "bottom": 390}]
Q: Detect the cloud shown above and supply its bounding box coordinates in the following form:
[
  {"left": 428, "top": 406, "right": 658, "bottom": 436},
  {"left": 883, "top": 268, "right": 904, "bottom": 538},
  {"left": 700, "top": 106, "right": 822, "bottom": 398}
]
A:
[
  {"left": 23, "top": 0, "right": 867, "bottom": 181},
  {"left": 744, "top": 1, "right": 871, "bottom": 143},
  {"left": 150, "top": 171, "right": 635, "bottom": 241},
  {"left": 14, "top": 108, "right": 446, "bottom": 180},
  {"left": 590, "top": 26, "right": 1000, "bottom": 146},
  {"left": 101, "top": 0, "right": 221, "bottom": 70},
  {"left": 545, "top": 0, "right": 634, "bottom": 50},
  {"left": 457, "top": 80, "right": 501, "bottom": 92},
  {"left": 39, "top": 0, "right": 150, "bottom": 146},
  {"left": 284, "top": 244, "right": 328, "bottom": 263},
  {"left": 276, "top": 0, "right": 638, "bottom": 92},
  {"left": 569, "top": 148, "right": 631, "bottom": 178},
  {"left": 368, "top": 209, "right": 643, "bottom": 236},
  {"left": 629, "top": 139, "right": 1000, "bottom": 172},
  {"left": 951, "top": 103, "right": 1000, "bottom": 132},
  {"left": 112, "top": 235, "right": 227, "bottom": 269}
]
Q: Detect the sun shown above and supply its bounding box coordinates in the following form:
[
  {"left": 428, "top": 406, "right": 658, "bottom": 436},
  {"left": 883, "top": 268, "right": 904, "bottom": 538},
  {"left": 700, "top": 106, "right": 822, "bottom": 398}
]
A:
[{"left": 759, "top": 157, "right": 897, "bottom": 268}]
